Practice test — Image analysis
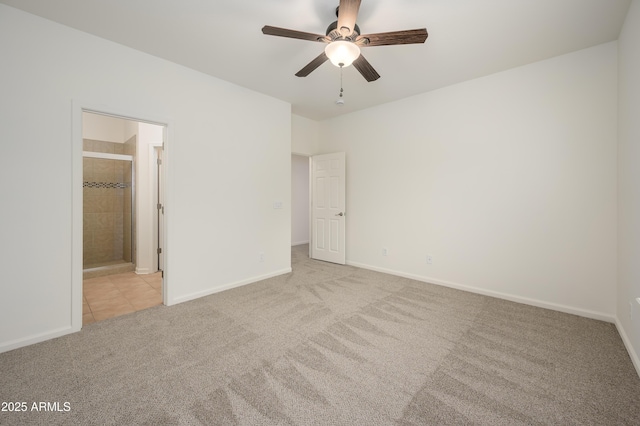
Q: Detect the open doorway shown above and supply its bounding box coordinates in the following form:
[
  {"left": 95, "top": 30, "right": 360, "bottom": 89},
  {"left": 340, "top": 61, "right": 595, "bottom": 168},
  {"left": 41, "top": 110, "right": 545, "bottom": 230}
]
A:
[
  {"left": 298, "top": 152, "right": 347, "bottom": 265},
  {"left": 292, "top": 154, "right": 310, "bottom": 248},
  {"left": 80, "top": 111, "right": 166, "bottom": 324},
  {"left": 292, "top": 153, "right": 311, "bottom": 267}
]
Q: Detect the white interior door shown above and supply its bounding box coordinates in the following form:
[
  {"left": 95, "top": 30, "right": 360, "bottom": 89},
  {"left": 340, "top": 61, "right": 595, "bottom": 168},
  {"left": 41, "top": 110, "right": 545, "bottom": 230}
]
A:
[{"left": 311, "top": 152, "right": 346, "bottom": 264}]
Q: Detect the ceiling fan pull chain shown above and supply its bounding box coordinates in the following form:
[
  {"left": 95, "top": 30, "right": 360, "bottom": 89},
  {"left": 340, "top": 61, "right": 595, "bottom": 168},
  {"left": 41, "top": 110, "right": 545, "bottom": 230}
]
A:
[{"left": 336, "top": 65, "right": 345, "bottom": 106}]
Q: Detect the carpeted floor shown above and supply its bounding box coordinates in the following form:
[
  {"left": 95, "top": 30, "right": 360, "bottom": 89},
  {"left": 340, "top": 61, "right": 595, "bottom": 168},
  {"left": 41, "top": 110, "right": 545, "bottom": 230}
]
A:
[{"left": 1, "top": 245, "right": 639, "bottom": 425}]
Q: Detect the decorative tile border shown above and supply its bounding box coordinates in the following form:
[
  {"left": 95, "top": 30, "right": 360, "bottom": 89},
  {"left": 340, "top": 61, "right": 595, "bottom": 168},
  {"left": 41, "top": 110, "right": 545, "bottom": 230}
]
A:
[{"left": 83, "top": 181, "right": 130, "bottom": 189}]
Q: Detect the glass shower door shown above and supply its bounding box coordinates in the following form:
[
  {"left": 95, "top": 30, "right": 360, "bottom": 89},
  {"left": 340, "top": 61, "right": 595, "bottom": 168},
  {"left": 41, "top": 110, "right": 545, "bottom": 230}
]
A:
[{"left": 83, "top": 155, "right": 134, "bottom": 269}]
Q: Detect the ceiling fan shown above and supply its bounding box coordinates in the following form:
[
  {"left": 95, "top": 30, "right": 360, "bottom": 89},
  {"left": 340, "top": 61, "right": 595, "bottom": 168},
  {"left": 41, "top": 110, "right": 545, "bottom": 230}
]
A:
[{"left": 262, "top": 0, "right": 428, "bottom": 82}]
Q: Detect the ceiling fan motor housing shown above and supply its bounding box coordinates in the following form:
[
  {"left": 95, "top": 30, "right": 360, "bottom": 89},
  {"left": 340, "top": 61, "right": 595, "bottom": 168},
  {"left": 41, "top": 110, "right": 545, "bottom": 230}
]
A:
[{"left": 326, "top": 20, "right": 361, "bottom": 40}]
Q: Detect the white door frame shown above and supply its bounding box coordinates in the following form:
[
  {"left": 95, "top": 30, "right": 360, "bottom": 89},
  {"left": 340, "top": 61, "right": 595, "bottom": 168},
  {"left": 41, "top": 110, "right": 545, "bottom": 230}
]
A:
[{"left": 71, "top": 100, "right": 171, "bottom": 331}]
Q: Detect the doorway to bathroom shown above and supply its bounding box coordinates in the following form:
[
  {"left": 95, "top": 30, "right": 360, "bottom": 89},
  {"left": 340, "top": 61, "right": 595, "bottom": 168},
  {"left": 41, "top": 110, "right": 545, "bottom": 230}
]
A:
[{"left": 81, "top": 111, "right": 166, "bottom": 324}]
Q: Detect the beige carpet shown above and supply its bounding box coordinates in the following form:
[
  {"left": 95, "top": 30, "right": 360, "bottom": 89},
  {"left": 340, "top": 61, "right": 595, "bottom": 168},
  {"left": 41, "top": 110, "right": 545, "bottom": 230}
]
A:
[{"left": 1, "top": 244, "right": 639, "bottom": 425}]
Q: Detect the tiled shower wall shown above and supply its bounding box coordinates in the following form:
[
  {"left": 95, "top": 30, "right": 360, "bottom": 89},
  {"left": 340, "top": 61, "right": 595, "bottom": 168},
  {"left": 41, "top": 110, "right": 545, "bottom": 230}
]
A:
[{"left": 83, "top": 137, "right": 136, "bottom": 268}]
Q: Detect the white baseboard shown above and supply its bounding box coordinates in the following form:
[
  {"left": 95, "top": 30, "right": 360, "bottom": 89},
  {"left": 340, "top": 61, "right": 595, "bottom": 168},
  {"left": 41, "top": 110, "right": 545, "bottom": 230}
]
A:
[
  {"left": 0, "top": 326, "right": 75, "bottom": 354},
  {"left": 615, "top": 318, "right": 640, "bottom": 378},
  {"left": 352, "top": 257, "right": 639, "bottom": 378},
  {"left": 169, "top": 267, "right": 292, "bottom": 306},
  {"left": 135, "top": 267, "right": 152, "bottom": 274},
  {"left": 346, "top": 260, "right": 615, "bottom": 323},
  {"left": 291, "top": 240, "right": 309, "bottom": 246}
]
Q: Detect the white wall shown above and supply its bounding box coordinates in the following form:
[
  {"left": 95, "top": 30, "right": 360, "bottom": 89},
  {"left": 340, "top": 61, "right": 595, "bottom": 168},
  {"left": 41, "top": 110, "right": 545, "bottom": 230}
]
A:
[
  {"left": 82, "top": 111, "right": 129, "bottom": 143},
  {"left": 291, "top": 155, "right": 310, "bottom": 246},
  {"left": 617, "top": 0, "right": 640, "bottom": 373},
  {"left": 124, "top": 119, "right": 138, "bottom": 145},
  {"left": 318, "top": 42, "right": 618, "bottom": 321},
  {"left": 292, "top": 114, "right": 319, "bottom": 156},
  {"left": 0, "top": 4, "right": 291, "bottom": 352}
]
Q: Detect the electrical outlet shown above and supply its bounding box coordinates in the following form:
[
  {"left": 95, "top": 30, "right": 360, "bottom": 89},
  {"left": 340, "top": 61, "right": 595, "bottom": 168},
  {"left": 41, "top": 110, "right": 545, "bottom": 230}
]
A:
[
  {"left": 259, "top": 252, "right": 265, "bottom": 262},
  {"left": 426, "top": 255, "right": 433, "bottom": 265},
  {"left": 382, "top": 248, "right": 388, "bottom": 256}
]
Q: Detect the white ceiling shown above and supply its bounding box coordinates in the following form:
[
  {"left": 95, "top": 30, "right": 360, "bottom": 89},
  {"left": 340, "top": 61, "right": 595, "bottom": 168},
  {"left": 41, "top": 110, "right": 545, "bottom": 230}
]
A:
[{"left": 1, "top": 0, "right": 631, "bottom": 121}]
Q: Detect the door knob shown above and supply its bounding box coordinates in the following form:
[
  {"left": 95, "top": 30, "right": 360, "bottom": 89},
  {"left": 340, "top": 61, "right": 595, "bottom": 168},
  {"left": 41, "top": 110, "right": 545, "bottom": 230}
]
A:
[{"left": 335, "top": 212, "right": 344, "bottom": 217}]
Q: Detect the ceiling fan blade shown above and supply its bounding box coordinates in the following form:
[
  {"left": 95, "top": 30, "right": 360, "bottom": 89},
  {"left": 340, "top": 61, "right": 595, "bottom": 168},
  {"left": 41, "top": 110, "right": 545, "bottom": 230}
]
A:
[
  {"left": 352, "top": 54, "right": 380, "bottom": 82},
  {"left": 262, "top": 25, "right": 329, "bottom": 43},
  {"left": 295, "top": 52, "right": 329, "bottom": 77},
  {"left": 337, "top": 0, "right": 362, "bottom": 37},
  {"left": 356, "top": 28, "right": 428, "bottom": 46}
]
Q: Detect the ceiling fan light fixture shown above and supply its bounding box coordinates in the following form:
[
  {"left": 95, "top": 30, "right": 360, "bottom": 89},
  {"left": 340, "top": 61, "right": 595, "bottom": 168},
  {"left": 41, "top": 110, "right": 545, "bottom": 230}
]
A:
[{"left": 325, "top": 40, "right": 360, "bottom": 67}]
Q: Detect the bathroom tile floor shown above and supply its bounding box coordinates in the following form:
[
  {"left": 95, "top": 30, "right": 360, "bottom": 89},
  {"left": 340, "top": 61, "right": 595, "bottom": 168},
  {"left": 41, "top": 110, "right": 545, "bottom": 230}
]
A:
[{"left": 83, "top": 271, "right": 162, "bottom": 324}]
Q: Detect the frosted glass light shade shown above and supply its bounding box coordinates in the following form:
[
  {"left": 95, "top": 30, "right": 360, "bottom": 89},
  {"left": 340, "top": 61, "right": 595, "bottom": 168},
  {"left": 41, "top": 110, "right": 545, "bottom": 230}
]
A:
[{"left": 324, "top": 41, "right": 361, "bottom": 67}]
